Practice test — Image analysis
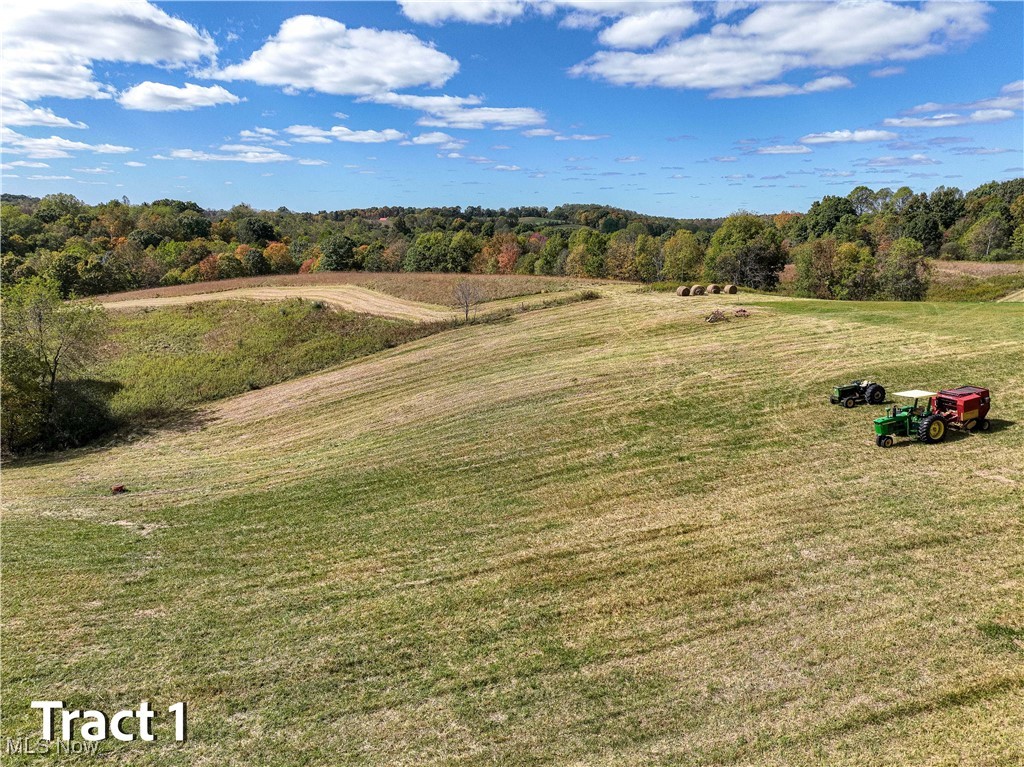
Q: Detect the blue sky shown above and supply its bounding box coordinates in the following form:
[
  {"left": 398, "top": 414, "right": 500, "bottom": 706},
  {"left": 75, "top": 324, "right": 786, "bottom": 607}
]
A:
[{"left": 2, "top": 1, "right": 1022, "bottom": 217}]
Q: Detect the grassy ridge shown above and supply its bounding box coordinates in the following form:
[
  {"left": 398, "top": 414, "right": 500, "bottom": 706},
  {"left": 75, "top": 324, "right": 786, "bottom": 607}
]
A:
[
  {"left": 95, "top": 299, "right": 441, "bottom": 423},
  {"left": 3, "top": 290, "right": 1023, "bottom": 765}
]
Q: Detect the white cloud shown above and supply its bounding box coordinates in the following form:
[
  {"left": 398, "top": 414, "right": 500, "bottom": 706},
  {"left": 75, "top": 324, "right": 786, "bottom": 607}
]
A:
[
  {"left": 2, "top": 127, "right": 133, "bottom": 159},
  {"left": 598, "top": 6, "right": 702, "bottom": 49},
  {"left": 285, "top": 124, "right": 406, "bottom": 144},
  {"left": 216, "top": 15, "right": 458, "bottom": 96},
  {"left": 523, "top": 128, "right": 559, "bottom": 137},
  {"left": 492, "top": 164, "right": 522, "bottom": 171},
  {"left": 1, "top": 0, "right": 215, "bottom": 101},
  {"left": 73, "top": 167, "right": 114, "bottom": 174},
  {"left": 713, "top": 75, "right": 853, "bottom": 99},
  {"left": 405, "top": 131, "right": 466, "bottom": 150},
  {"left": 118, "top": 82, "right": 242, "bottom": 111},
  {"left": 862, "top": 154, "right": 940, "bottom": 167},
  {"left": 712, "top": 156, "right": 738, "bottom": 162},
  {"left": 154, "top": 145, "right": 295, "bottom": 163},
  {"left": 884, "top": 109, "right": 1016, "bottom": 128},
  {"left": 398, "top": 0, "right": 528, "bottom": 24},
  {"left": 2, "top": 161, "right": 49, "bottom": 169},
  {"left": 615, "top": 155, "right": 642, "bottom": 162},
  {"left": 1, "top": 97, "right": 87, "bottom": 128},
  {"left": 755, "top": 145, "right": 812, "bottom": 155},
  {"left": 870, "top": 66, "right": 905, "bottom": 78},
  {"left": 124, "top": 161, "right": 146, "bottom": 167},
  {"left": 366, "top": 92, "right": 544, "bottom": 130},
  {"left": 571, "top": 2, "right": 988, "bottom": 95},
  {"left": 553, "top": 133, "right": 609, "bottom": 141},
  {"left": 800, "top": 129, "right": 899, "bottom": 144},
  {"left": 27, "top": 175, "right": 74, "bottom": 181}
]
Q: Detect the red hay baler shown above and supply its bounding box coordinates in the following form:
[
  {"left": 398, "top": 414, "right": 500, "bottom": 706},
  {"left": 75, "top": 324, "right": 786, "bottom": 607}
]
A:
[{"left": 929, "top": 386, "right": 991, "bottom": 432}]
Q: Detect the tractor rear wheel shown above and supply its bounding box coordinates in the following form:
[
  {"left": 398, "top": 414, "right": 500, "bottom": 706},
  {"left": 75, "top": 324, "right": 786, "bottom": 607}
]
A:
[
  {"left": 918, "top": 415, "right": 947, "bottom": 444},
  {"left": 864, "top": 384, "right": 885, "bottom": 404},
  {"left": 842, "top": 397, "right": 856, "bottom": 408}
]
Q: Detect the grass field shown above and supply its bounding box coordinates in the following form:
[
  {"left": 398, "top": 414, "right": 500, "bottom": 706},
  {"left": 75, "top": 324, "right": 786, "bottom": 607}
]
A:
[
  {"left": 3, "top": 286, "right": 1023, "bottom": 766},
  {"left": 92, "top": 272, "right": 605, "bottom": 308}
]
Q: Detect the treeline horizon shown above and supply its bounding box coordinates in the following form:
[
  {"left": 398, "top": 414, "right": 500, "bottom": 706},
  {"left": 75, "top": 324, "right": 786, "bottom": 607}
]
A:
[{"left": 2, "top": 177, "right": 1022, "bottom": 301}]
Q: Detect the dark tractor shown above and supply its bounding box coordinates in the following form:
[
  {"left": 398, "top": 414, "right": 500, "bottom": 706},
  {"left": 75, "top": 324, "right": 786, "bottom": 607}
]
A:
[{"left": 830, "top": 380, "right": 886, "bottom": 408}]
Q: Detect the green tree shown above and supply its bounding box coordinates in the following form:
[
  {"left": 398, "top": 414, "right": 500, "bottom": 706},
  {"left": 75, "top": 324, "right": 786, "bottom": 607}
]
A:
[
  {"left": 236, "top": 216, "right": 276, "bottom": 245},
  {"left": 1, "top": 278, "right": 110, "bottom": 452},
  {"left": 806, "top": 195, "right": 858, "bottom": 237},
  {"left": 877, "top": 238, "right": 928, "bottom": 301},
  {"left": 704, "top": 214, "right": 786, "bottom": 290},
  {"left": 660, "top": 229, "right": 704, "bottom": 282},
  {"left": 317, "top": 234, "right": 358, "bottom": 271}
]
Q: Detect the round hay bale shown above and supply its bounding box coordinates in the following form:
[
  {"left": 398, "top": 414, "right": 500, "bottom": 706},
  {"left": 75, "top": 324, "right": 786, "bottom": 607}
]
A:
[
  {"left": 706, "top": 283, "right": 721, "bottom": 294},
  {"left": 723, "top": 284, "right": 738, "bottom": 294},
  {"left": 690, "top": 284, "right": 705, "bottom": 295},
  {"left": 675, "top": 285, "right": 690, "bottom": 296}
]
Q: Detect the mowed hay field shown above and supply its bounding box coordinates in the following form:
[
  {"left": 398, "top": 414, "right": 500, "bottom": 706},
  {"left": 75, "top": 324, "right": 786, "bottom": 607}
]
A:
[{"left": 3, "top": 289, "right": 1023, "bottom": 766}]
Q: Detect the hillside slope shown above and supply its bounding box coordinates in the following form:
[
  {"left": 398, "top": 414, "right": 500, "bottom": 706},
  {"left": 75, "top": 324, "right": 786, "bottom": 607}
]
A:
[{"left": 3, "top": 292, "right": 1023, "bottom": 766}]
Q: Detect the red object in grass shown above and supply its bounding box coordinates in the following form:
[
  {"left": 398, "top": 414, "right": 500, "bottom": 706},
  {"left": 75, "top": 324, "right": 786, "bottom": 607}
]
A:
[{"left": 111, "top": 484, "right": 126, "bottom": 495}]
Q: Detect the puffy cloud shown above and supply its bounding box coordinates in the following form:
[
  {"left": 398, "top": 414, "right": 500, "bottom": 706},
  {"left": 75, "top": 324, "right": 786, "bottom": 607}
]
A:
[
  {"left": 154, "top": 145, "right": 295, "bottom": 163},
  {"left": 366, "top": 92, "right": 545, "bottom": 130},
  {"left": 713, "top": 75, "right": 852, "bottom": 99},
  {"left": 398, "top": 0, "right": 528, "bottom": 24},
  {"left": 284, "top": 124, "right": 406, "bottom": 143},
  {"left": 405, "top": 132, "right": 467, "bottom": 150},
  {"left": 755, "top": 145, "right": 812, "bottom": 154},
  {"left": 523, "top": 128, "right": 559, "bottom": 137},
  {"left": 598, "top": 6, "right": 701, "bottom": 49},
  {"left": 884, "top": 109, "right": 1016, "bottom": 128},
  {"left": 571, "top": 2, "right": 989, "bottom": 94},
  {"left": 492, "top": 164, "right": 522, "bottom": 171},
  {"left": 800, "top": 129, "right": 899, "bottom": 144},
  {"left": 2, "top": 127, "right": 133, "bottom": 159},
  {"left": 553, "top": 133, "right": 609, "bottom": 141},
  {"left": 1, "top": 0, "right": 215, "bottom": 101},
  {"left": 1, "top": 97, "right": 87, "bottom": 128},
  {"left": 118, "top": 82, "right": 241, "bottom": 111},
  {"left": 216, "top": 15, "right": 458, "bottom": 96}
]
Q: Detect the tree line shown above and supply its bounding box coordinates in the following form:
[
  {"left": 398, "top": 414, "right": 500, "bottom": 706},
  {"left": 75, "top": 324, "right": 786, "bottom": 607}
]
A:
[{"left": 2, "top": 179, "right": 1022, "bottom": 302}]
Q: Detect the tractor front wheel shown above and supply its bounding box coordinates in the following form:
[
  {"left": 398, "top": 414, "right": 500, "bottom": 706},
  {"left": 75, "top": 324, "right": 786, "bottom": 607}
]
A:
[
  {"left": 918, "top": 414, "right": 947, "bottom": 444},
  {"left": 876, "top": 434, "right": 894, "bottom": 448}
]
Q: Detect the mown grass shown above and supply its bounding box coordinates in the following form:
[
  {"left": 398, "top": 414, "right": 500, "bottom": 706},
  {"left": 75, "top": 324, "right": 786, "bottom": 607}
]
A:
[
  {"left": 93, "top": 272, "right": 606, "bottom": 308},
  {"left": 2, "top": 289, "right": 1022, "bottom": 766}
]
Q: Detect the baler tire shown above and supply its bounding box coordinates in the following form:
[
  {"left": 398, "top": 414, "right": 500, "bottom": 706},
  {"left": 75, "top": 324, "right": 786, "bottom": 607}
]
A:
[
  {"left": 978, "top": 418, "right": 991, "bottom": 432},
  {"left": 918, "top": 414, "right": 946, "bottom": 444}
]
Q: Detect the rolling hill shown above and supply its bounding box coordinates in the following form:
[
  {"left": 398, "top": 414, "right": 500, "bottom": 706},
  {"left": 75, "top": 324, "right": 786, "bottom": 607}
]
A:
[{"left": 2, "top": 285, "right": 1022, "bottom": 766}]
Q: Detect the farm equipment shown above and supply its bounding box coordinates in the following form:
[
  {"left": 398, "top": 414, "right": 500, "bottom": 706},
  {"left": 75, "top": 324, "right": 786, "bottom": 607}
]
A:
[
  {"left": 830, "top": 380, "right": 886, "bottom": 408},
  {"left": 929, "top": 386, "right": 991, "bottom": 432},
  {"left": 872, "top": 390, "right": 945, "bottom": 447},
  {"left": 872, "top": 386, "right": 991, "bottom": 447}
]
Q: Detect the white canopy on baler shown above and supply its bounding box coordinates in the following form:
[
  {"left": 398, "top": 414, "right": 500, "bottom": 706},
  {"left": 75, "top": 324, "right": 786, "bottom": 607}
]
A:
[{"left": 893, "top": 390, "right": 936, "bottom": 398}]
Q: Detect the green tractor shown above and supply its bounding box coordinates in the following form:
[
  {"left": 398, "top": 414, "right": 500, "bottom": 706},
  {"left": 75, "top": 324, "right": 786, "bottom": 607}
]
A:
[
  {"left": 830, "top": 379, "right": 886, "bottom": 408},
  {"left": 872, "top": 390, "right": 948, "bottom": 448}
]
